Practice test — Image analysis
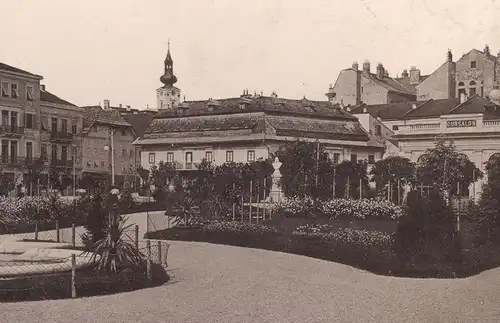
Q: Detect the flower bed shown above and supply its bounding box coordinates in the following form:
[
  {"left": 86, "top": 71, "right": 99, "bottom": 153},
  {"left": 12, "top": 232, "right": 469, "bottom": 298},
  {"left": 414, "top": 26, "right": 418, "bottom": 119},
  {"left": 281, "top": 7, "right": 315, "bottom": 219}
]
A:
[
  {"left": 0, "top": 196, "right": 87, "bottom": 234},
  {"left": 146, "top": 220, "right": 394, "bottom": 275},
  {"left": 272, "top": 197, "right": 404, "bottom": 220}
]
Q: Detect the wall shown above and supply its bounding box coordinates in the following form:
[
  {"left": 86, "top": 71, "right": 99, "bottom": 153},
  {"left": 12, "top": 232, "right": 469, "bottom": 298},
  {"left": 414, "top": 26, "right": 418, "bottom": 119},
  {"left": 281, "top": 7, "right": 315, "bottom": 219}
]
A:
[
  {"left": 330, "top": 69, "right": 360, "bottom": 106},
  {"left": 82, "top": 123, "right": 137, "bottom": 177},
  {"left": 359, "top": 75, "right": 389, "bottom": 105},
  {"left": 156, "top": 85, "right": 181, "bottom": 110},
  {"left": 455, "top": 50, "right": 495, "bottom": 98},
  {"left": 141, "top": 143, "right": 269, "bottom": 170},
  {"left": 417, "top": 62, "right": 455, "bottom": 100}
]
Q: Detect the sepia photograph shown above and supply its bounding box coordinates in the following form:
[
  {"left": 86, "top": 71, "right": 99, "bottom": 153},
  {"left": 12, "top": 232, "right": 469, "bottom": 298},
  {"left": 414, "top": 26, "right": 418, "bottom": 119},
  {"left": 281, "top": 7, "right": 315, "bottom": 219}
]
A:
[{"left": 0, "top": 0, "right": 499, "bottom": 322}]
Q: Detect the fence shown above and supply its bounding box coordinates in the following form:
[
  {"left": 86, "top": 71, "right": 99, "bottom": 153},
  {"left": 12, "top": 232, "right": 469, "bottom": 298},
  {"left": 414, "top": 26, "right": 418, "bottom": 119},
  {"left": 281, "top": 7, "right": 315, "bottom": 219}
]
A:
[{"left": 0, "top": 228, "right": 170, "bottom": 301}]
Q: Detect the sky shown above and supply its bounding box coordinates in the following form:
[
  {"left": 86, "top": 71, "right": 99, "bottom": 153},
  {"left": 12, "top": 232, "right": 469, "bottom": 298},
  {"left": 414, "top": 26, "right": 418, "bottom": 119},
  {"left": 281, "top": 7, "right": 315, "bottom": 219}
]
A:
[{"left": 1, "top": 0, "right": 499, "bottom": 110}]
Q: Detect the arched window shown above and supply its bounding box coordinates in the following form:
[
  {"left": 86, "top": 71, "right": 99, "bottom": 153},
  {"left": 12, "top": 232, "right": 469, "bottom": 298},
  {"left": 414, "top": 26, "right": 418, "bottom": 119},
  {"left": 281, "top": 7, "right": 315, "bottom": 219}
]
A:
[
  {"left": 458, "top": 82, "right": 466, "bottom": 97},
  {"left": 469, "top": 81, "right": 477, "bottom": 96}
]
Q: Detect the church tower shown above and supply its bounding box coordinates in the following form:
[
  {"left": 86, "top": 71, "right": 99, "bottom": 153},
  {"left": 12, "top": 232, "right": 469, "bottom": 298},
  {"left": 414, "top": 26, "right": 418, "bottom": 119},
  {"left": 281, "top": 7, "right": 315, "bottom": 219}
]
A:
[{"left": 157, "top": 41, "right": 181, "bottom": 110}]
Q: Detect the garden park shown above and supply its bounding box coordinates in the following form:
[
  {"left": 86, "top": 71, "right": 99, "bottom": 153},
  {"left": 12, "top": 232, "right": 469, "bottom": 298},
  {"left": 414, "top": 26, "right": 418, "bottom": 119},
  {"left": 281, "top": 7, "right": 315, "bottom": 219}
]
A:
[{"left": 2, "top": 137, "right": 500, "bottom": 303}]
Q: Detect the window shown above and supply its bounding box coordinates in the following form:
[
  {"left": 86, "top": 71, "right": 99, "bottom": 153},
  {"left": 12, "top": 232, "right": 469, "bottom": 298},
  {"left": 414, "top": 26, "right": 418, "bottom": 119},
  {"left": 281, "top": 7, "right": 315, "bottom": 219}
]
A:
[
  {"left": 247, "top": 150, "right": 255, "bottom": 162},
  {"left": 61, "top": 119, "right": 68, "bottom": 133},
  {"left": 375, "top": 125, "right": 382, "bottom": 136},
  {"left": 351, "top": 154, "right": 358, "bottom": 163},
  {"left": 470, "top": 61, "right": 476, "bottom": 68},
  {"left": 26, "top": 86, "right": 33, "bottom": 101},
  {"left": 205, "top": 151, "right": 213, "bottom": 162},
  {"left": 51, "top": 144, "right": 57, "bottom": 161},
  {"left": 470, "top": 87, "right": 477, "bottom": 96},
  {"left": 166, "top": 152, "right": 174, "bottom": 163},
  {"left": 72, "top": 121, "right": 77, "bottom": 134},
  {"left": 25, "top": 114, "right": 34, "bottom": 129},
  {"left": 148, "top": 153, "right": 155, "bottom": 164},
  {"left": 10, "top": 141, "right": 17, "bottom": 163},
  {"left": 392, "top": 125, "right": 399, "bottom": 131},
  {"left": 1, "top": 82, "right": 8, "bottom": 98},
  {"left": 71, "top": 146, "right": 77, "bottom": 158},
  {"left": 185, "top": 152, "right": 193, "bottom": 163},
  {"left": 129, "top": 149, "right": 134, "bottom": 158},
  {"left": 226, "top": 151, "right": 234, "bottom": 162},
  {"left": 333, "top": 153, "right": 340, "bottom": 164},
  {"left": 41, "top": 144, "right": 48, "bottom": 160},
  {"left": 121, "top": 129, "right": 127, "bottom": 136},
  {"left": 26, "top": 142, "right": 33, "bottom": 161},
  {"left": 122, "top": 149, "right": 127, "bottom": 156},
  {"left": 368, "top": 154, "right": 375, "bottom": 164},
  {"left": 11, "top": 84, "right": 18, "bottom": 98},
  {"left": 1, "top": 140, "right": 8, "bottom": 163},
  {"left": 458, "top": 88, "right": 467, "bottom": 96},
  {"left": 61, "top": 146, "right": 68, "bottom": 161}
]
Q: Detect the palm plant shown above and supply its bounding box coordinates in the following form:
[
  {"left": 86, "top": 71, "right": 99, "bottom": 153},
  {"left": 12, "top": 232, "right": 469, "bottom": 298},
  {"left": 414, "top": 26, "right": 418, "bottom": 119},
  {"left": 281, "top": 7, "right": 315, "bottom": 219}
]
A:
[{"left": 90, "top": 212, "right": 146, "bottom": 273}]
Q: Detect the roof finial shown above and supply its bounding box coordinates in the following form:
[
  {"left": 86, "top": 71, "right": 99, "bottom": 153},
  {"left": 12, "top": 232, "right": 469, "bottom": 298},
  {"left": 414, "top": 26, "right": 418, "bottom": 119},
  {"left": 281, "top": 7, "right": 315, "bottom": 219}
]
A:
[{"left": 168, "top": 38, "right": 170, "bottom": 51}]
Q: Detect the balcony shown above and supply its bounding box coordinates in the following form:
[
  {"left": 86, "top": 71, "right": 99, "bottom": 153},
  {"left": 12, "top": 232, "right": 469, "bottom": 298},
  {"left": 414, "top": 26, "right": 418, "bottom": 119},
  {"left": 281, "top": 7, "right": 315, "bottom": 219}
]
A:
[
  {"left": 0, "top": 156, "right": 44, "bottom": 167},
  {"left": 0, "top": 125, "right": 24, "bottom": 137},
  {"left": 51, "top": 158, "right": 74, "bottom": 168},
  {"left": 50, "top": 130, "right": 74, "bottom": 142}
]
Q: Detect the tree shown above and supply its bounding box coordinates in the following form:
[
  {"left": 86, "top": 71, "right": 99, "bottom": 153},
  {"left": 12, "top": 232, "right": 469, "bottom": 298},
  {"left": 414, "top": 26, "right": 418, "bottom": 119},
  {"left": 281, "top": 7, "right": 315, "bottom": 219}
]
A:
[
  {"left": 416, "top": 139, "right": 483, "bottom": 202},
  {"left": 23, "top": 160, "right": 45, "bottom": 196},
  {"left": 333, "top": 160, "right": 369, "bottom": 199},
  {"left": 274, "top": 139, "right": 333, "bottom": 198},
  {"left": 476, "top": 154, "right": 500, "bottom": 243},
  {"left": 0, "top": 168, "right": 14, "bottom": 196},
  {"left": 370, "top": 156, "right": 416, "bottom": 203}
]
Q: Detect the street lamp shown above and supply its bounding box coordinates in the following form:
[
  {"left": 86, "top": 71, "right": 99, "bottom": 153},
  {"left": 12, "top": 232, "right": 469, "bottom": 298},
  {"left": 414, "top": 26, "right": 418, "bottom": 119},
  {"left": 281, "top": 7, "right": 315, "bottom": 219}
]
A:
[{"left": 104, "top": 128, "right": 116, "bottom": 186}]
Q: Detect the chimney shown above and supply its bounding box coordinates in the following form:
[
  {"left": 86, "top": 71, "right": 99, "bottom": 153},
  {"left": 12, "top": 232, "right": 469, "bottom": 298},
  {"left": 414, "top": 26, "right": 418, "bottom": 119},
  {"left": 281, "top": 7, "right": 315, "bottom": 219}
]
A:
[
  {"left": 460, "top": 92, "right": 468, "bottom": 104},
  {"left": 362, "top": 107, "right": 367, "bottom": 113},
  {"left": 352, "top": 61, "right": 359, "bottom": 70},
  {"left": 126, "top": 105, "right": 131, "bottom": 111},
  {"left": 362, "top": 60, "right": 371, "bottom": 74},
  {"left": 484, "top": 44, "right": 490, "bottom": 56},
  {"left": 40, "top": 84, "right": 46, "bottom": 92},
  {"left": 447, "top": 49, "right": 453, "bottom": 62},
  {"left": 376, "top": 63, "right": 385, "bottom": 79},
  {"left": 271, "top": 91, "right": 278, "bottom": 98},
  {"left": 411, "top": 103, "right": 417, "bottom": 110},
  {"left": 409, "top": 66, "right": 421, "bottom": 85},
  {"left": 119, "top": 103, "right": 122, "bottom": 109},
  {"left": 401, "top": 69, "right": 409, "bottom": 78},
  {"left": 103, "top": 99, "right": 110, "bottom": 110}
]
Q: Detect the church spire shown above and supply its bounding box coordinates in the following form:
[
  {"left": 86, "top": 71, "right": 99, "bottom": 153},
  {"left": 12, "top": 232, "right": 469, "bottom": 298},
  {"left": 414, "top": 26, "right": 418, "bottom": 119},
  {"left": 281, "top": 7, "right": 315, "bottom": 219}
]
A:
[{"left": 160, "top": 40, "right": 177, "bottom": 86}]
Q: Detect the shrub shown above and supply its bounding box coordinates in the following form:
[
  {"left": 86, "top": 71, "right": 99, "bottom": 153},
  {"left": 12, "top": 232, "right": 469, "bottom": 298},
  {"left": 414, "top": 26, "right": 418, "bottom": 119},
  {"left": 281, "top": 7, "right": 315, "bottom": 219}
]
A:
[{"left": 204, "top": 220, "right": 279, "bottom": 235}]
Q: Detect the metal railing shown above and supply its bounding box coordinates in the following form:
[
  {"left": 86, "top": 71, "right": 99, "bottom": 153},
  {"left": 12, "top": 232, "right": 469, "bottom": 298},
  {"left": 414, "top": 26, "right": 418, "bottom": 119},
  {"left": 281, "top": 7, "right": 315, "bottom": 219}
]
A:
[{"left": 0, "top": 125, "right": 24, "bottom": 135}]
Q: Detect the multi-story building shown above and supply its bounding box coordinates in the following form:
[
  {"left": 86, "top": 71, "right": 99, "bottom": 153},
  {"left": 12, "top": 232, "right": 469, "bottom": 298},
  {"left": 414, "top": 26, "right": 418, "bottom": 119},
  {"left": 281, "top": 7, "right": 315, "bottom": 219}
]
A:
[
  {"left": 326, "top": 60, "right": 426, "bottom": 106},
  {"left": 354, "top": 91, "right": 500, "bottom": 200},
  {"left": 0, "top": 62, "right": 43, "bottom": 192},
  {"left": 134, "top": 49, "right": 385, "bottom": 175},
  {"left": 81, "top": 101, "right": 138, "bottom": 188},
  {"left": 39, "top": 85, "right": 85, "bottom": 193},
  {"left": 0, "top": 62, "right": 85, "bottom": 195}
]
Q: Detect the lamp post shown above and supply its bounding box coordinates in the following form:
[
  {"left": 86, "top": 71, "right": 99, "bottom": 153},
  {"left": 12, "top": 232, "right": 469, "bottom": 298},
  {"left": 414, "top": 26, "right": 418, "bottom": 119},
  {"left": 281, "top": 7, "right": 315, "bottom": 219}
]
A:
[
  {"left": 71, "top": 145, "right": 76, "bottom": 197},
  {"left": 104, "top": 128, "right": 116, "bottom": 186}
]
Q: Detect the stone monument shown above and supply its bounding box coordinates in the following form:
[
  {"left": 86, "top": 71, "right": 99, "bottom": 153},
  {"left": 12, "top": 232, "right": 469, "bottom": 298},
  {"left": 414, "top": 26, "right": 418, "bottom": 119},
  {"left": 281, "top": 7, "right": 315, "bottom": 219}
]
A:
[{"left": 267, "top": 157, "right": 284, "bottom": 203}]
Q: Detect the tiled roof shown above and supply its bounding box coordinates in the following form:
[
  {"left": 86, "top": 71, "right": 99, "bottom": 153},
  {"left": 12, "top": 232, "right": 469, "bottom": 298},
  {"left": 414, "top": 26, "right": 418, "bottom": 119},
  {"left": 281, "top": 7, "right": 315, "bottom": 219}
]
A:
[
  {"left": 147, "top": 114, "right": 263, "bottom": 134},
  {"left": 40, "top": 90, "right": 76, "bottom": 107},
  {"left": 265, "top": 115, "right": 369, "bottom": 142},
  {"left": 364, "top": 72, "right": 415, "bottom": 96},
  {"left": 154, "top": 95, "right": 355, "bottom": 120},
  {"left": 0, "top": 62, "right": 40, "bottom": 78},
  {"left": 394, "top": 75, "right": 430, "bottom": 93},
  {"left": 82, "top": 106, "right": 131, "bottom": 128},
  {"left": 122, "top": 112, "right": 156, "bottom": 138},
  {"left": 145, "top": 113, "right": 372, "bottom": 143},
  {"left": 403, "top": 98, "right": 460, "bottom": 118},
  {"left": 351, "top": 101, "right": 427, "bottom": 120},
  {"left": 448, "top": 95, "right": 500, "bottom": 119}
]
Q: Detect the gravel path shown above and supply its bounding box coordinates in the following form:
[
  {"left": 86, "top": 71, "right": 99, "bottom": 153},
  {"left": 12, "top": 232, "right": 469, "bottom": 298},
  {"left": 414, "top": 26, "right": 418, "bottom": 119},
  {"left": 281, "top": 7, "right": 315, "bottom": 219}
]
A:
[{"left": 1, "top": 239, "right": 499, "bottom": 323}]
